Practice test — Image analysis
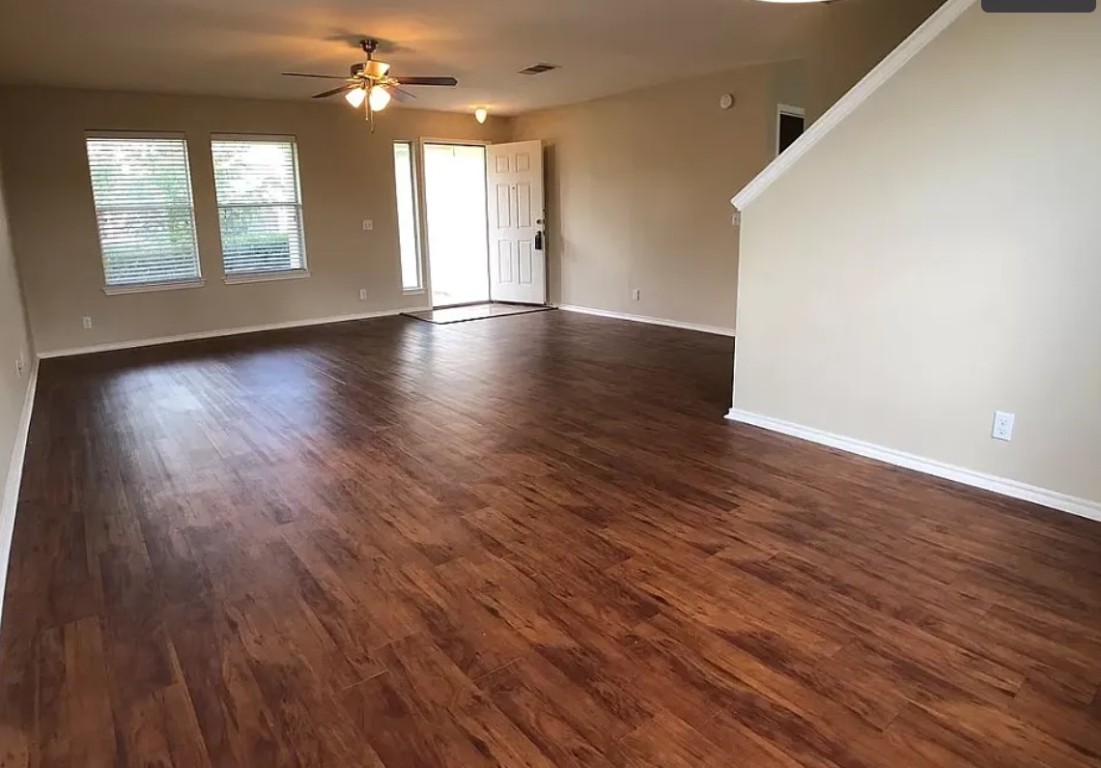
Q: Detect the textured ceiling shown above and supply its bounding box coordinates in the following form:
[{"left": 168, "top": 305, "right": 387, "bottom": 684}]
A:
[{"left": 0, "top": 0, "right": 821, "bottom": 114}]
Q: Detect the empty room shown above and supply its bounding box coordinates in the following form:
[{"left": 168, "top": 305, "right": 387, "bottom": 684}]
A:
[{"left": 1, "top": 0, "right": 1100, "bottom": 765}]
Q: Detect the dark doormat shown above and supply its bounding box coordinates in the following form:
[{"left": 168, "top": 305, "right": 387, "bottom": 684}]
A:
[{"left": 403, "top": 303, "right": 554, "bottom": 325}]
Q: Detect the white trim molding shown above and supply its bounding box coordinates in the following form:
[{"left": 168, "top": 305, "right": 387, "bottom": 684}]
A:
[
  {"left": 210, "top": 132, "right": 298, "bottom": 143},
  {"left": 731, "top": 0, "right": 976, "bottom": 211},
  {"left": 223, "top": 269, "right": 311, "bottom": 285},
  {"left": 103, "top": 278, "right": 206, "bottom": 296},
  {"left": 37, "top": 308, "right": 428, "bottom": 359},
  {"left": 726, "top": 408, "right": 1101, "bottom": 524},
  {"left": 0, "top": 358, "right": 40, "bottom": 630},
  {"left": 557, "top": 304, "right": 735, "bottom": 337}
]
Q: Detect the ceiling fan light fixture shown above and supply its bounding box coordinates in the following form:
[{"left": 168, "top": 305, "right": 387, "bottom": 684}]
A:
[
  {"left": 345, "top": 87, "right": 367, "bottom": 108},
  {"left": 368, "top": 85, "right": 392, "bottom": 112},
  {"left": 283, "top": 38, "right": 457, "bottom": 131},
  {"left": 363, "top": 61, "right": 391, "bottom": 78},
  {"left": 474, "top": 107, "right": 488, "bottom": 124}
]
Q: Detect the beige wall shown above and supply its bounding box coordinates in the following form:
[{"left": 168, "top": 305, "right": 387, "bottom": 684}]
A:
[
  {"left": 0, "top": 0, "right": 940, "bottom": 354},
  {"left": 768, "top": 60, "right": 809, "bottom": 159},
  {"left": 511, "top": 64, "right": 784, "bottom": 331},
  {"left": 0, "top": 153, "right": 34, "bottom": 508},
  {"left": 806, "top": 0, "right": 946, "bottom": 123},
  {"left": 0, "top": 87, "right": 510, "bottom": 354},
  {"left": 734, "top": 6, "right": 1101, "bottom": 504}
]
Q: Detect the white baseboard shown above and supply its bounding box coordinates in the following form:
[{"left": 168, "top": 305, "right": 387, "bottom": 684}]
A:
[
  {"left": 0, "top": 358, "right": 40, "bottom": 630},
  {"left": 37, "top": 308, "right": 428, "bottom": 359},
  {"left": 557, "top": 304, "right": 735, "bottom": 337},
  {"left": 726, "top": 408, "right": 1101, "bottom": 524}
]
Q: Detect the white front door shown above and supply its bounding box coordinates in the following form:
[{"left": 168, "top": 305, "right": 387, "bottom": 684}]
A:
[{"left": 486, "top": 140, "right": 546, "bottom": 305}]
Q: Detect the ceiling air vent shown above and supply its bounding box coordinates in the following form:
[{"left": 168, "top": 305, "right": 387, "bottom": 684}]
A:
[{"left": 519, "top": 63, "right": 560, "bottom": 76}]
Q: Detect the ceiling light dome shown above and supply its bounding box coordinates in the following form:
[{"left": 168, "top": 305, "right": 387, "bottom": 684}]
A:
[
  {"left": 368, "top": 86, "right": 391, "bottom": 112},
  {"left": 345, "top": 87, "right": 367, "bottom": 108}
]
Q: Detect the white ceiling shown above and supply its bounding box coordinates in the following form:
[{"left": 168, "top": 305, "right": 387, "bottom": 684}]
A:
[{"left": 0, "top": 0, "right": 821, "bottom": 115}]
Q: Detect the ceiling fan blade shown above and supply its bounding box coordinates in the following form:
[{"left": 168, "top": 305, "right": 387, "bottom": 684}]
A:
[
  {"left": 282, "top": 72, "right": 349, "bottom": 80},
  {"left": 393, "top": 76, "right": 459, "bottom": 87},
  {"left": 388, "top": 85, "right": 417, "bottom": 103},
  {"left": 312, "top": 84, "right": 357, "bottom": 99}
]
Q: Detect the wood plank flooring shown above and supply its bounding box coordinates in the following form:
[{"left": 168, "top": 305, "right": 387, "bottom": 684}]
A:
[{"left": 2, "top": 310, "right": 1101, "bottom": 767}]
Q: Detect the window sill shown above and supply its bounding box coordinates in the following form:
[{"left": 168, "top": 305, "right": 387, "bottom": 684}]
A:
[
  {"left": 103, "top": 278, "right": 205, "bottom": 296},
  {"left": 402, "top": 288, "right": 426, "bottom": 295},
  {"left": 224, "top": 270, "right": 311, "bottom": 285}
]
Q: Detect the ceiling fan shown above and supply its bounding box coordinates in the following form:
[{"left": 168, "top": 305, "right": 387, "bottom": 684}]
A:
[{"left": 283, "top": 39, "right": 459, "bottom": 131}]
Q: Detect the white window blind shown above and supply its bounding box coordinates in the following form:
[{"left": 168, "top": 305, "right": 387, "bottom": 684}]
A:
[
  {"left": 211, "top": 137, "right": 307, "bottom": 277},
  {"left": 85, "top": 135, "right": 201, "bottom": 288}
]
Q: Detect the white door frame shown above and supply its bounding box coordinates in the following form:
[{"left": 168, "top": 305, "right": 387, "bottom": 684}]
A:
[{"left": 415, "top": 138, "right": 493, "bottom": 308}]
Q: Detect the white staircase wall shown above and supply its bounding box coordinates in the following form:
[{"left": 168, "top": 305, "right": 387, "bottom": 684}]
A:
[{"left": 730, "top": 4, "right": 1101, "bottom": 512}]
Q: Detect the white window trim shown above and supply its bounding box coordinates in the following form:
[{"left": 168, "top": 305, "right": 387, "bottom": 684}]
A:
[
  {"left": 85, "top": 129, "right": 188, "bottom": 141},
  {"left": 210, "top": 132, "right": 297, "bottom": 143},
  {"left": 224, "top": 269, "right": 311, "bottom": 285},
  {"left": 211, "top": 133, "right": 309, "bottom": 280},
  {"left": 394, "top": 140, "right": 426, "bottom": 294},
  {"left": 103, "top": 278, "right": 206, "bottom": 296},
  {"left": 86, "top": 131, "right": 204, "bottom": 292}
]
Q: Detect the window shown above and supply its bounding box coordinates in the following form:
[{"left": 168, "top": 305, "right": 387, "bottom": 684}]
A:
[
  {"left": 393, "top": 142, "right": 423, "bottom": 291},
  {"left": 85, "top": 134, "right": 201, "bottom": 291},
  {"left": 211, "top": 136, "right": 307, "bottom": 280}
]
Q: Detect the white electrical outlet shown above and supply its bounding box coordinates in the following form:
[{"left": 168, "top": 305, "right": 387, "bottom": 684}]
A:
[
  {"left": 82, "top": 316, "right": 93, "bottom": 330},
  {"left": 992, "top": 411, "right": 1015, "bottom": 442},
  {"left": 632, "top": 289, "right": 641, "bottom": 301},
  {"left": 362, "top": 219, "right": 374, "bottom": 231},
  {"left": 15, "top": 356, "right": 25, "bottom": 378},
  {"left": 359, "top": 288, "right": 368, "bottom": 301}
]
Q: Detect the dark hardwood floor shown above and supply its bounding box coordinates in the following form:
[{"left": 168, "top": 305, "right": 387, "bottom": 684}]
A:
[{"left": 2, "top": 310, "right": 1101, "bottom": 767}]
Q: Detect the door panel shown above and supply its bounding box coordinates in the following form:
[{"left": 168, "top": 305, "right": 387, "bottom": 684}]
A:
[
  {"left": 497, "top": 241, "right": 513, "bottom": 283},
  {"left": 516, "top": 183, "right": 533, "bottom": 228},
  {"left": 495, "top": 185, "right": 511, "bottom": 228},
  {"left": 519, "top": 241, "right": 534, "bottom": 284},
  {"left": 486, "top": 140, "right": 546, "bottom": 305}
]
